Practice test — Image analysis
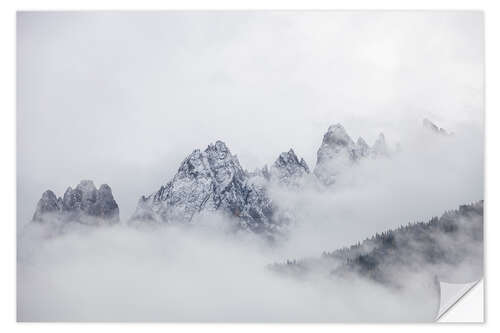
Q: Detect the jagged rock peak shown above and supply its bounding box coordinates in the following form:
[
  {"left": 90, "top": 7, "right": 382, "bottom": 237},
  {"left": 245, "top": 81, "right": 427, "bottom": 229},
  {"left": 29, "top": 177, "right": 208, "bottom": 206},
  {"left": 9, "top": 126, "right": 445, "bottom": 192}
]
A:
[
  {"left": 314, "top": 124, "right": 358, "bottom": 185},
  {"left": 423, "top": 118, "right": 450, "bottom": 135},
  {"left": 33, "top": 190, "right": 63, "bottom": 221},
  {"left": 207, "top": 140, "right": 230, "bottom": 154},
  {"left": 176, "top": 140, "right": 240, "bottom": 179},
  {"left": 314, "top": 124, "right": 392, "bottom": 185},
  {"left": 40, "top": 189, "right": 58, "bottom": 204},
  {"left": 275, "top": 149, "right": 310, "bottom": 173},
  {"left": 131, "top": 141, "right": 279, "bottom": 235},
  {"left": 316, "top": 124, "right": 356, "bottom": 165},
  {"left": 324, "top": 123, "right": 356, "bottom": 147},
  {"left": 270, "top": 149, "right": 310, "bottom": 185},
  {"left": 32, "top": 180, "right": 119, "bottom": 224}
]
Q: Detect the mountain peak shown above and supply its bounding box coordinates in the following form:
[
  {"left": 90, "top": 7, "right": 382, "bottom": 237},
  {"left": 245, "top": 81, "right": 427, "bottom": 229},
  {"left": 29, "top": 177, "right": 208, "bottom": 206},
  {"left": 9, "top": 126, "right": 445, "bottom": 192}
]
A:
[
  {"left": 131, "top": 142, "right": 279, "bottom": 235},
  {"left": 314, "top": 125, "right": 392, "bottom": 184},
  {"left": 206, "top": 140, "right": 230, "bottom": 155},
  {"left": 327, "top": 123, "right": 346, "bottom": 132},
  {"left": 32, "top": 180, "right": 119, "bottom": 224},
  {"left": 324, "top": 124, "right": 355, "bottom": 147},
  {"left": 99, "top": 184, "right": 112, "bottom": 192},
  {"left": 270, "top": 148, "right": 310, "bottom": 186},
  {"left": 32, "top": 190, "right": 62, "bottom": 222},
  {"left": 41, "top": 189, "right": 58, "bottom": 202},
  {"left": 316, "top": 124, "right": 355, "bottom": 164},
  {"left": 277, "top": 149, "right": 299, "bottom": 164},
  {"left": 314, "top": 124, "right": 357, "bottom": 184}
]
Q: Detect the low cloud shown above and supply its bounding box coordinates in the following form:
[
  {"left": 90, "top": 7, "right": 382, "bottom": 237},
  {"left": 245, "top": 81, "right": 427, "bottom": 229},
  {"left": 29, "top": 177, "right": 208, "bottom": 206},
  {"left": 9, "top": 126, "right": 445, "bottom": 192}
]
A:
[
  {"left": 17, "top": 124, "right": 483, "bottom": 322},
  {"left": 18, "top": 219, "right": 440, "bottom": 322}
]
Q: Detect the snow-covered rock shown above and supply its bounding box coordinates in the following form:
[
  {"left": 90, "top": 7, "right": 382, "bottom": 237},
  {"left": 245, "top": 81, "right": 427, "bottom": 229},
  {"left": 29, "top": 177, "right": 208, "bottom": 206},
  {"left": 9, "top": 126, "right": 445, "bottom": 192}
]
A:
[
  {"left": 269, "top": 149, "right": 310, "bottom": 186},
  {"left": 32, "top": 190, "right": 62, "bottom": 221},
  {"left": 130, "top": 141, "right": 280, "bottom": 234},
  {"left": 316, "top": 124, "right": 357, "bottom": 166},
  {"left": 32, "top": 180, "right": 119, "bottom": 224},
  {"left": 314, "top": 124, "right": 363, "bottom": 184},
  {"left": 313, "top": 124, "right": 391, "bottom": 184}
]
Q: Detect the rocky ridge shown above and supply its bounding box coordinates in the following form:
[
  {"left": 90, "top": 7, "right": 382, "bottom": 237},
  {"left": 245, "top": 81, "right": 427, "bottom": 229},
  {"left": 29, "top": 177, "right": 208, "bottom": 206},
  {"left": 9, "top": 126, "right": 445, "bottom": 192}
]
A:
[
  {"left": 31, "top": 122, "right": 397, "bottom": 235},
  {"left": 130, "top": 141, "right": 279, "bottom": 234},
  {"left": 314, "top": 124, "right": 390, "bottom": 185},
  {"left": 251, "top": 149, "right": 311, "bottom": 187},
  {"left": 32, "top": 180, "right": 119, "bottom": 225}
]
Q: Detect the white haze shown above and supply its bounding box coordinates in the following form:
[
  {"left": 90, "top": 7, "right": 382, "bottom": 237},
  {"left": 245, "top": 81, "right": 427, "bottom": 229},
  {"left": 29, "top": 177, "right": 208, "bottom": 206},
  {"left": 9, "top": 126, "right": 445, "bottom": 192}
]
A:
[
  {"left": 17, "top": 123, "right": 483, "bottom": 321},
  {"left": 19, "top": 221, "right": 440, "bottom": 322},
  {"left": 17, "top": 11, "right": 483, "bottom": 223},
  {"left": 17, "top": 11, "right": 483, "bottom": 322},
  {"left": 272, "top": 124, "right": 483, "bottom": 258}
]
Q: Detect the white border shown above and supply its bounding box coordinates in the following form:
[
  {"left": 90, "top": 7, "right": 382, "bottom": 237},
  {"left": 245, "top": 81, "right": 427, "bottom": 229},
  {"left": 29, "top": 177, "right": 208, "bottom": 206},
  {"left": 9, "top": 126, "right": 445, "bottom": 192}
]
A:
[
  {"left": 439, "top": 280, "right": 484, "bottom": 322},
  {"left": 1, "top": 0, "right": 497, "bottom": 331}
]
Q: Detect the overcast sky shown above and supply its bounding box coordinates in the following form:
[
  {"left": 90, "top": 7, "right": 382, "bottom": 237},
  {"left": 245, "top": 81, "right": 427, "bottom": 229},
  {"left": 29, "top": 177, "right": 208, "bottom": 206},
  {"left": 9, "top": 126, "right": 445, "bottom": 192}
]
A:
[{"left": 17, "top": 11, "right": 484, "bottom": 223}]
